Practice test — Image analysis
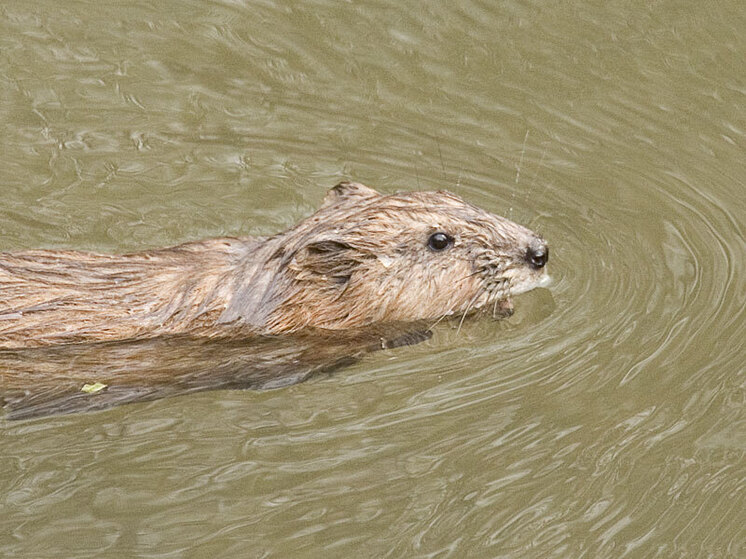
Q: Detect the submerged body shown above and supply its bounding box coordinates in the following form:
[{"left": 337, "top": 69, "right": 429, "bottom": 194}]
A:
[{"left": 0, "top": 182, "right": 548, "bottom": 349}]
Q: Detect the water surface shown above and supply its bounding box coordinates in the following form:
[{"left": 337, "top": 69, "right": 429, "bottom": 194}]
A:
[{"left": 1, "top": 1, "right": 744, "bottom": 557}]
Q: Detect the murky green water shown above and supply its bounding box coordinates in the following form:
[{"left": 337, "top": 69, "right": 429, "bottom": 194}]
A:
[{"left": 1, "top": 1, "right": 744, "bottom": 557}]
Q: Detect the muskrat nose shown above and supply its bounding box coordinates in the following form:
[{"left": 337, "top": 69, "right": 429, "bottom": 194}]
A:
[{"left": 526, "top": 242, "right": 548, "bottom": 269}]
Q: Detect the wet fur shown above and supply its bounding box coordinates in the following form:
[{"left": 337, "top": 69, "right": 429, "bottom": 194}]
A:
[{"left": 0, "top": 239, "right": 253, "bottom": 348}]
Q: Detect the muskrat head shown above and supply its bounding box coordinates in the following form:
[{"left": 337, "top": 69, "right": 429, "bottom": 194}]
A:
[{"left": 260, "top": 182, "right": 548, "bottom": 333}]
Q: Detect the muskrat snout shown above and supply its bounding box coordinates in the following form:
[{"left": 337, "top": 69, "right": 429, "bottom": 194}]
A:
[{"left": 526, "top": 240, "right": 549, "bottom": 270}]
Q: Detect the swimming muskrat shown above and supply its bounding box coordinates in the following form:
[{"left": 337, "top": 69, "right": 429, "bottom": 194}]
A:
[{"left": 0, "top": 182, "right": 548, "bottom": 349}]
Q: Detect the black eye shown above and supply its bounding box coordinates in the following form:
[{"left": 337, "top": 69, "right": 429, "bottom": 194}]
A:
[{"left": 427, "top": 232, "right": 453, "bottom": 251}]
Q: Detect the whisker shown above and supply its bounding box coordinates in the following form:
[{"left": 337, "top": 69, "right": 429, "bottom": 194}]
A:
[
  {"left": 445, "top": 267, "right": 485, "bottom": 289},
  {"left": 426, "top": 268, "right": 487, "bottom": 330},
  {"left": 437, "top": 139, "right": 447, "bottom": 183},
  {"left": 429, "top": 295, "right": 469, "bottom": 330},
  {"left": 428, "top": 310, "right": 453, "bottom": 330},
  {"left": 456, "top": 288, "right": 485, "bottom": 336}
]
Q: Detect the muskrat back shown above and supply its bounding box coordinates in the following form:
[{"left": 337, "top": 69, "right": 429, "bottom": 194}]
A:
[{"left": 0, "top": 182, "right": 548, "bottom": 349}]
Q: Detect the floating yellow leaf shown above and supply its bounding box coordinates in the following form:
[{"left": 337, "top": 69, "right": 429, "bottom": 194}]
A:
[{"left": 81, "top": 382, "right": 107, "bottom": 394}]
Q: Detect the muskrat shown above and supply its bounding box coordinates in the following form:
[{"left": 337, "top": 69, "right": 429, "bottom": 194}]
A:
[{"left": 0, "top": 182, "right": 548, "bottom": 349}]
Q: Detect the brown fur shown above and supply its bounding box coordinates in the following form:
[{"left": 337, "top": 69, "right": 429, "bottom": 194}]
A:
[{"left": 0, "top": 182, "right": 547, "bottom": 349}]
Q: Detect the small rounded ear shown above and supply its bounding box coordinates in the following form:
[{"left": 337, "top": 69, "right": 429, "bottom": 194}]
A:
[{"left": 322, "top": 181, "right": 380, "bottom": 208}]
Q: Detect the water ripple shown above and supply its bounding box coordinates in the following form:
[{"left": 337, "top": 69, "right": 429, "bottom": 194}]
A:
[{"left": 1, "top": 0, "right": 745, "bottom": 557}]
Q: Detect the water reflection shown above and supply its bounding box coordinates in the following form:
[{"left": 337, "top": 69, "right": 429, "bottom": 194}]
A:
[{"left": 1, "top": 323, "right": 431, "bottom": 420}]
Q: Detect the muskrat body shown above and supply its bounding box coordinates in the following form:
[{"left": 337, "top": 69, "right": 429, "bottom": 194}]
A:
[{"left": 0, "top": 182, "right": 548, "bottom": 349}]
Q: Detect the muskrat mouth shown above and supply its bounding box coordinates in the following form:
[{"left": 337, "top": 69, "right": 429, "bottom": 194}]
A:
[
  {"left": 468, "top": 278, "right": 513, "bottom": 318},
  {"left": 509, "top": 272, "right": 552, "bottom": 295},
  {"left": 473, "top": 295, "right": 514, "bottom": 318},
  {"left": 471, "top": 269, "right": 550, "bottom": 318}
]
